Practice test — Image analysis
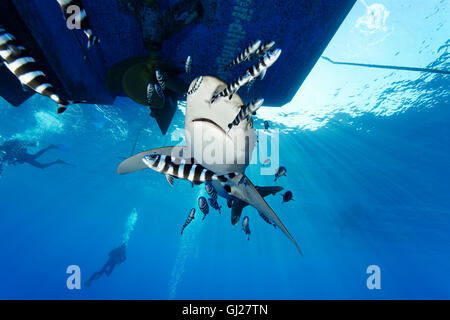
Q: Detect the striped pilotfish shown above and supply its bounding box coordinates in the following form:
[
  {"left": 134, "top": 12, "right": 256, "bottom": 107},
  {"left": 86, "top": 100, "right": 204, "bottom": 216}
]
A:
[
  {"left": 245, "top": 43, "right": 276, "bottom": 93},
  {"left": 252, "top": 41, "right": 276, "bottom": 60},
  {"left": 0, "top": 27, "right": 76, "bottom": 113},
  {"left": 227, "top": 98, "right": 264, "bottom": 131},
  {"left": 244, "top": 48, "right": 282, "bottom": 84},
  {"left": 181, "top": 208, "right": 195, "bottom": 235},
  {"left": 210, "top": 72, "right": 252, "bottom": 103},
  {"left": 242, "top": 216, "right": 251, "bottom": 240},
  {"left": 224, "top": 39, "right": 262, "bottom": 71},
  {"left": 185, "top": 56, "right": 192, "bottom": 74},
  {"left": 56, "top": 0, "right": 99, "bottom": 50},
  {"left": 142, "top": 154, "right": 237, "bottom": 185},
  {"left": 205, "top": 182, "right": 217, "bottom": 200},
  {"left": 208, "top": 197, "right": 222, "bottom": 214},
  {"left": 274, "top": 166, "right": 287, "bottom": 181},
  {"left": 154, "top": 83, "right": 165, "bottom": 103},
  {"left": 155, "top": 70, "right": 166, "bottom": 91},
  {"left": 146, "top": 83, "right": 154, "bottom": 105},
  {"left": 187, "top": 76, "right": 202, "bottom": 95},
  {"left": 198, "top": 196, "right": 209, "bottom": 220}
]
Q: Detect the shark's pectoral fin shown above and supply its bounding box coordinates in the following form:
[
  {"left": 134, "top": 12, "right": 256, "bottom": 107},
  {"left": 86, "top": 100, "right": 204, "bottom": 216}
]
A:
[{"left": 231, "top": 200, "right": 248, "bottom": 226}]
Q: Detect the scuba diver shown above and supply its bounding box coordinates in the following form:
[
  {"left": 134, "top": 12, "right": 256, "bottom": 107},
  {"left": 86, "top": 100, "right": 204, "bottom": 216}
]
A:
[
  {"left": 0, "top": 139, "right": 69, "bottom": 173},
  {"left": 85, "top": 243, "right": 127, "bottom": 287}
]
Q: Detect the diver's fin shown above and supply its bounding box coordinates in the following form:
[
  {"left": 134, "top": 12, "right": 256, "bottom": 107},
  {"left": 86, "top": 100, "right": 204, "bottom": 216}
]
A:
[
  {"left": 166, "top": 174, "right": 174, "bottom": 186},
  {"left": 231, "top": 200, "right": 247, "bottom": 226}
]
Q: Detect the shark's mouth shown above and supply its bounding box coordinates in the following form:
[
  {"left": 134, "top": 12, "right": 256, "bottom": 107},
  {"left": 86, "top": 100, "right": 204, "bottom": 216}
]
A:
[{"left": 191, "top": 118, "right": 228, "bottom": 136}]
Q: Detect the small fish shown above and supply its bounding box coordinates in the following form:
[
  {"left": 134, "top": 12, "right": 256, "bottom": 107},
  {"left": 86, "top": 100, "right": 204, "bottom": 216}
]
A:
[
  {"left": 0, "top": 27, "right": 77, "bottom": 113},
  {"left": 185, "top": 56, "right": 192, "bottom": 74},
  {"left": 187, "top": 76, "right": 202, "bottom": 95},
  {"left": 246, "top": 66, "right": 267, "bottom": 94},
  {"left": 264, "top": 120, "right": 270, "bottom": 131},
  {"left": 244, "top": 48, "right": 282, "bottom": 84},
  {"left": 154, "top": 83, "right": 165, "bottom": 103},
  {"left": 155, "top": 70, "right": 166, "bottom": 91},
  {"left": 252, "top": 41, "right": 276, "bottom": 59},
  {"left": 198, "top": 196, "right": 209, "bottom": 220},
  {"left": 274, "top": 166, "right": 287, "bottom": 181},
  {"left": 245, "top": 42, "right": 276, "bottom": 94},
  {"left": 146, "top": 83, "right": 154, "bottom": 105},
  {"left": 208, "top": 197, "right": 222, "bottom": 214},
  {"left": 56, "top": 0, "right": 99, "bottom": 50},
  {"left": 205, "top": 182, "right": 217, "bottom": 200},
  {"left": 181, "top": 208, "right": 195, "bottom": 235},
  {"left": 210, "top": 72, "right": 252, "bottom": 103},
  {"left": 281, "top": 190, "right": 294, "bottom": 203},
  {"left": 142, "top": 154, "right": 238, "bottom": 185},
  {"left": 242, "top": 216, "right": 251, "bottom": 240},
  {"left": 224, "top": 39, "right": 262, "bottom": 71},
  {"left": 228, "top": 98, "right": 264, "bottom": 132}
]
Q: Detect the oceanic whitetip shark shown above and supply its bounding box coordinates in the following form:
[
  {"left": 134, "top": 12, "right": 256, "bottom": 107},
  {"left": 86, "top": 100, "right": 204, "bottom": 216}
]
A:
[{"left": 117, "top": 76, "right": 303, "bottom": 255}]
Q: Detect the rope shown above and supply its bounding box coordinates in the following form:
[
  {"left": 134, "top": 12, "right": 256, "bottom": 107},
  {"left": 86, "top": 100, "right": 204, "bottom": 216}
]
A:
[{"left": 321, "top": 56, "right": 450, "bottom": 75}]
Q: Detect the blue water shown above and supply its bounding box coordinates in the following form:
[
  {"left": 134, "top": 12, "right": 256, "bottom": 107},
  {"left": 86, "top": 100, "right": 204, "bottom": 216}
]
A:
[{"left": 1, "top": 0, "right": 449, "bottom": 299}]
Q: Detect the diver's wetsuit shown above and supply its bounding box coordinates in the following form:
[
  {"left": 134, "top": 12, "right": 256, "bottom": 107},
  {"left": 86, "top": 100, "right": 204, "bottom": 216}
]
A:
[
  {"left": 0, "top": 140, "right": 67, "bottom": 170},
  {"left": 85, "top": 243, "right": 127, "bottom": 287}
]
